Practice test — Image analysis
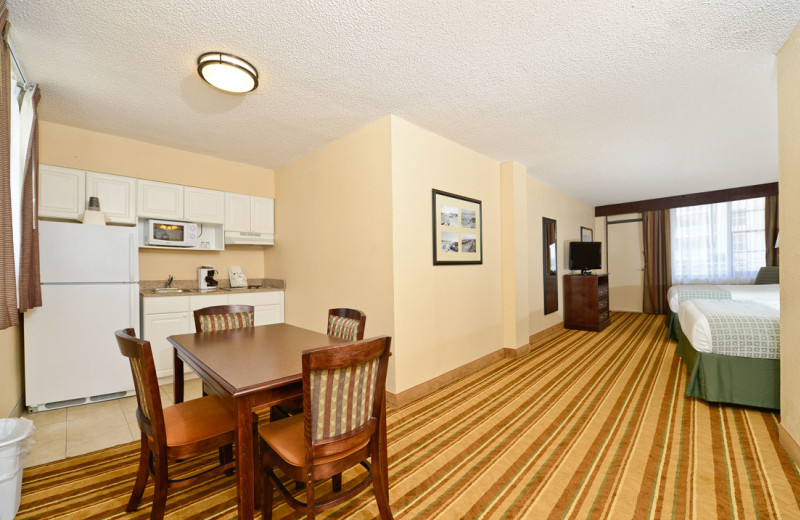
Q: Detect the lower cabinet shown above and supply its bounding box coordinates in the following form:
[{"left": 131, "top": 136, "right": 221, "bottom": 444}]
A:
[{"left": 141, "top": 291, "right": 285, "bottom": 380}]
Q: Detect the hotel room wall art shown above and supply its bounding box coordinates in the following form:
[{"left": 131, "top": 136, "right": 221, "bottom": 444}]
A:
[{"left": 432, "top": 189, "right": 483, "bottom": 265}]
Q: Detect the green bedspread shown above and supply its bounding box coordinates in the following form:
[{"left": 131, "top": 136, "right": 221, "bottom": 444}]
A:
[{"left": 674, "top": 322, "right": 780, "bottom": 410}]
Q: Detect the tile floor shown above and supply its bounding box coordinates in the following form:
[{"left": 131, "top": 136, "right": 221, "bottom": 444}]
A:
[{"left": 22, "top": 378, "right": 203, "bottom": 468}]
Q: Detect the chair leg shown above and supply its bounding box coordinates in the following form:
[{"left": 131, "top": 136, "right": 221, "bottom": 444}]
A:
[
  {"left": 306, "top": 478, "right": 316, "bottom": 520},
  {"left": 332, "top": 473, "right": 342, "bottom": 492},
  {"left": 126, "top": 433, "right": 150, "bottom": 513},
  {"left": 150, "top": 452, "right": 169, "bottom": 520},
  {"left": 261, "top": 469, "right": 275, "bottom": 520},
  {"left": 371, "top": 445, "right": 394, "bottom": 520}
]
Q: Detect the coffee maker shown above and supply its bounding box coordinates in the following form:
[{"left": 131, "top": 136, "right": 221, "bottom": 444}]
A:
[{"left": 198, "top": 266, "right": 219, "bottom": 290}]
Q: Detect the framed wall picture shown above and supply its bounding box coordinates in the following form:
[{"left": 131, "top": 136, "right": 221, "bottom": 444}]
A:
[
  {"left": 432, "top": 189, "right": 483, "bottom": 265},
  {"left": 581, "top": 226, "right": 593, "bottom": 242}
]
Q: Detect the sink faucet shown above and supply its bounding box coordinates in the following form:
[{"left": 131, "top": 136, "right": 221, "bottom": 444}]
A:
[{"left": 165, "top": 275, "right": 174, "bottom": 288}]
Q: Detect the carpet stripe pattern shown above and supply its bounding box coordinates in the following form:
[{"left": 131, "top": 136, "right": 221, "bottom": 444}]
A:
[{"left": 17, "top": 312, "right": 800, "bottom": 519}]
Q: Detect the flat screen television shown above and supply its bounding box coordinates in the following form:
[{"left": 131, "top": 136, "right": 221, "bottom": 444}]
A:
[{"left": 569, "top": 241, "right": 602, "bottom": 275}]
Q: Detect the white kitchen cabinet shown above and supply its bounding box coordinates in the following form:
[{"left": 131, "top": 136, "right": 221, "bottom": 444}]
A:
[
  {"left": 251, "top": 196, "right": 275, "bottom": 234},
  {"left": 229, "top": 291, "right": 284, "bottom": 326},
  {"left": 137, "top": 179, "right": 184, "bottom": 220},
  {"left": 225, "top": 193, "right": 274, "bottom": 234},
  {"left": 184, "top": 187, "right": 225, "bottom": 224},
  {"left": 224, "top": 192, "right": 251, "bottom": 232},
  {"left": 39, "top": 165, "right": 85, "bottom": 221},
  {"left": 140, "top": 296, "right": 192, "bottom": 379},
  {"left": 142, "top": 291, "right": 285, "bottom": 378},
  {"left": 86, "top": 171, "right": 137, "bottom": 224}
]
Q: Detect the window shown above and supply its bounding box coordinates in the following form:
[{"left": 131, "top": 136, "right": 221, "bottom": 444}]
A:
[{"left": 670, "top": 198, "right": 766, "bottom": 284}]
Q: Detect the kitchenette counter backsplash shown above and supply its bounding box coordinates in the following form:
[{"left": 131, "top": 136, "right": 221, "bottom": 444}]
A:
[{"left": 140, "top": 278, "right": 285, "bottom": 297}]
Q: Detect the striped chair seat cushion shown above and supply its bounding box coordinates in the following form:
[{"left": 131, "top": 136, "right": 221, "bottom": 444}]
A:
[
  {"left": 310, "top": 358, "right": 379, "bottom": 442},
  {"left": 197, "top": 312, "right": 254, "bottom": 332},
  {"left": 328, "top": 315, "right": 361, "bottom": 341}
]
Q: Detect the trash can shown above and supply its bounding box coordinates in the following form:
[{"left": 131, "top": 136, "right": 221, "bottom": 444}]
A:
[{"left": 0, "top": 418, "right": 34, "bottom": 520}]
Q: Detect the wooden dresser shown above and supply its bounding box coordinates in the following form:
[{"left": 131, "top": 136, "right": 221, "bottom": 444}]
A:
[{"left": 563, "top": 274, "right": 610, "bottom": 331}]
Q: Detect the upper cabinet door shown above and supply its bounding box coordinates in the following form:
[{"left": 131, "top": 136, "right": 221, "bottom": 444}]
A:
[
  {"left": 184, "top": 187, "right": 225, "bottom": 224},
  {"left": 225, "top": 192, "right": 251, "bottom": 232},
  {"left": 137, "top": 179, "right": 183, "bottom": 220},
  {"left": 251, "top": 196, "right": 274, "bottom": 234},
  {"left": 39, "top": 165, "right": 85, "bottom": 221},
  {"left": 86, "top": 171, "right": 136, "bottom": 224}
]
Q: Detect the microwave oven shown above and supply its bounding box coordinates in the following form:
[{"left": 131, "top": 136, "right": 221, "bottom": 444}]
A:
[{"left": 146, "top": 219, "right": 199, "bottom": 247}]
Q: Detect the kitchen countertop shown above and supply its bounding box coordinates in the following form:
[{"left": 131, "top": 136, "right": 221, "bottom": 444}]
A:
[{"left": 140, "top": 278, "right": 285, "bottom": 297}]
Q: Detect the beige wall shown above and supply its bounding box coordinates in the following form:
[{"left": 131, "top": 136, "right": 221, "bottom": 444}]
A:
[
  {"left": 0, "top": 326, "right": 24, "bottom": 416},
  {"left": 527, "top": 177, "right": 596, "bottom": 334},
  {"left": 40, "top": 122, "right": 275, "bottom": 280},
  {"left": 390, "top": 116, "right": 503, "bottom": 392},
  {"left": 501, "top": 162, "right": 530, "bottom": 349},
  {"left": 778, "top": 21, "right": 800, "bottom": 456},
  {"left": 265, "top": 117, "right": 397, "bottom": 385}
]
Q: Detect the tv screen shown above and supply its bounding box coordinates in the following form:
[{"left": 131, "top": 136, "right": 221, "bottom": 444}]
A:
[{"left": 569, "top": 242, "right": 602, "bottom": 273}]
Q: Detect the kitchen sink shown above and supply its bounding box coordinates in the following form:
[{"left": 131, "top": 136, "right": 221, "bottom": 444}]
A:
[{"left": 152, "top": 287, "right": 192, "bottom": 294}]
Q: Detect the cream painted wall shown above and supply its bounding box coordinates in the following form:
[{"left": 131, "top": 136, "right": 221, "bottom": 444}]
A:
[
  {"left": 39, "top": 122, "right": 275, "bottom": 281},
  {"left": 0, "top": 326, "right": 23, "bottom": 417},
  {"left": 500, "top": 162, "right": 530, "bottom": 349},
  {"left": 778, "top": 21, "right": 800, "bottom": 453},
  {"left": 390, "top": 116, "right": 503, "bottom": 392},
  {"left": 265, "top": 117, "right": 396, "bottom": 386},
  {"left": 527, "top": 178, "right": 596, "bottom": 334}
]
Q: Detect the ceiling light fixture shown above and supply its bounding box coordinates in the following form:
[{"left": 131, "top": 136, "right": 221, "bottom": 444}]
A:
[{"left": 197, "top": 52, "right": 258, "bottom": 93}]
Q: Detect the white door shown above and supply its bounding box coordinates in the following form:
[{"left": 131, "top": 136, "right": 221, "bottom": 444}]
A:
[{"left": 607, "top": 215, "right": 644, "bottom": 312}]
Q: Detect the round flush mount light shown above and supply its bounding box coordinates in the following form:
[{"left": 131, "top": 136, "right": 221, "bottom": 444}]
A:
[{"left": 197, "top": 52, "right": 258, "bottom": 93}]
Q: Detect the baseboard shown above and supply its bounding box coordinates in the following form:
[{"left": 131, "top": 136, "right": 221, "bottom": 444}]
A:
[
  {"left": 387, "top": 349, "right": 506, "bottom": 409},
  {"left": 779, "top": 422, "right": 800, "bottom": 466},
  {"left": 529, "top": 322, "right": 564, "bottom": 347},
  {"left": 387, "top": 322, "right": 565, "bottom": 409}
]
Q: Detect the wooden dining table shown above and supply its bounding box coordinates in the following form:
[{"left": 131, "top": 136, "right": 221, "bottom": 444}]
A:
[{"left": 167, "top": 323, "right": 390, "bottom": 520}]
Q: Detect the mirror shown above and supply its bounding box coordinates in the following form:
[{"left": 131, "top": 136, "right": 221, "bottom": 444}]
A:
[{"left": 543, "top": 217, "right": 558, "bottom": 314}]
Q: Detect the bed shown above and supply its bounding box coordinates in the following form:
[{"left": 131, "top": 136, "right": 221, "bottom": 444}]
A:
[
  {"left": 666, "top": 283, "right": 780, "bottom": 338},
  {"left": 673, "top": 298, "right": 780, "bottom": 409}
]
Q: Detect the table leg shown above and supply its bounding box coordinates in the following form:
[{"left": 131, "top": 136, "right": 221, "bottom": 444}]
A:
[
  {"left": 235, "top": 399, "right": 255, "bottom": 520},
  {"left": 173, "top": 350, "right": 184, "bottom": 404}
]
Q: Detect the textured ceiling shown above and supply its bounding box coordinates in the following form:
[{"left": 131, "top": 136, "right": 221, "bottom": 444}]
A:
[{"left": 7, "top": 1, "right": 800, "bottom": 206}]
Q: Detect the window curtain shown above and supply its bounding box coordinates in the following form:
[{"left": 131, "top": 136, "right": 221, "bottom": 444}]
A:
[
  {"left": 0, "top": 0, "right": 17, "bottom": 330},
  {"left": 670, "top": 199, "right": 765, "bottom": 284},
  {"left": 765, "top": 195, "right": 779, "bottom": 267},
  {"left": 18, "top": 84, "right": 41, "bottom": 312},
  {"left": 642, "top": 210, "right": 671, "bottom": 314}
]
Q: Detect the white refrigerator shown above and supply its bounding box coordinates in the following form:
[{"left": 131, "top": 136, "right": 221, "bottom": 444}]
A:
[{"left": 24, "top": 221, "right": 139, "bottom": 411}]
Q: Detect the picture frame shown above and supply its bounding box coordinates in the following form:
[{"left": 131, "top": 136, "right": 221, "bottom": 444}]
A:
[
  {"left": 432, "top": 189, "right": 483, "bottom": 265},
  {"left": 581, "top": 226, "right": 593, "bottom": 242}
]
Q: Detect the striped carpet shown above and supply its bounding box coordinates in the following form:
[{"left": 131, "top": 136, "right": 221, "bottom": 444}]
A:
[{"left": 17, "top": 312, "right": 800, "bottom": 519}]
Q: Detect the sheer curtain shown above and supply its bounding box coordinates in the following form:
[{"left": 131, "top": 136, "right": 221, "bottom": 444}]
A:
[{"left": 670, "top": 198, "right": 766, "bottom": 284}]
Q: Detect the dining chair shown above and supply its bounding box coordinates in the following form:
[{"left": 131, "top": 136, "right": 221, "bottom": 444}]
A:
[
  {"left": 192, "top": 304, "right": 255, "bottom": 397},
  {"left": 258, "top": 336, "right": 394, "bottom": 519},
  {"left": 114, "top": 328, "right": 237, "bottom": 520},
  {"left": 270, "top": 308, "right": 367, "bottom": 422},
  {"left": 327, "top": 307, "right": 367, "bottom": 340},
  {"left": 193, "top": 304, "right": 255, "bottom": 332}
]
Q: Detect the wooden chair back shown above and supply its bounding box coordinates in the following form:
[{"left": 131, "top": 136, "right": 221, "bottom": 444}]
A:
[
  {"left": 303, "top": 336, "right": 390, "bottom": 460},
  {"left": 327, "top": 308, "right": 366, "bottom": 341},
  {"left": 193, "top": 304, "right": 255, "bottom": 332},
  {"left": 115, "top": 328, "right": 166, "bottom": 449}
]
